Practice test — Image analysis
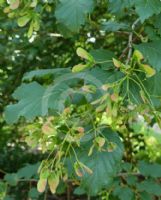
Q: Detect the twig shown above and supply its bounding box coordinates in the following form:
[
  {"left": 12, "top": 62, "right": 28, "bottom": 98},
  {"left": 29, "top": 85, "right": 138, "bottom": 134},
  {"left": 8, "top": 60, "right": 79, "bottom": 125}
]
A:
[
  {"left": 0, "top": 169, "right": 7, "bottom": 174},
  {"left": 119, "top": 37, "right": 138, "bottom": 60},
  {"left": 118, "top": 172, "right": 142, "bottom": 177},
  {"left": 18, "top": 179, "right": 37, "bottom": 182},
  {"left": 126, "top": 18, "right": 140, "bottom": 65},
  {"left": 119, "top": 46, "right": 129, "bottom": 60}
]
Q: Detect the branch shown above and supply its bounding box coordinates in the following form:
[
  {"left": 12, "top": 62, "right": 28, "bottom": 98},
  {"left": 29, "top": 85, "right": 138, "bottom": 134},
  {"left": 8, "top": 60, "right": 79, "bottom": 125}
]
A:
[
  {"left": 0, "top": 169, "right": 7, "bottom": 174},
  {"left": 118, "top": 172, "right": 142, "bottom": 177},
  {"left": 126, "top": 18, "right": 140, "bottom": 65},
  {"left": 119, "top": 37, "right": 138, "bottom": 60}
]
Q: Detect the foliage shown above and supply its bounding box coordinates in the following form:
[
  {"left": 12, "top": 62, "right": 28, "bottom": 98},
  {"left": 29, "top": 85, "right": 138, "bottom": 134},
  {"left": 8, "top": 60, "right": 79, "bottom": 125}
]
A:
[{"left": 0, "top": 0, "right": 161, "bottom": 199}]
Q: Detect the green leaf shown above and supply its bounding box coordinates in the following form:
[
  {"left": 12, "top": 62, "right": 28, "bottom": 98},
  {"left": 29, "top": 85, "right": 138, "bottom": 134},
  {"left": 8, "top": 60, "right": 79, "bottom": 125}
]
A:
[
  {"left": 139, "top": 192, "right": 153, "bottom": 200},
  {"left": 134, "top": 0, "right": 161, "bottom": 22},
  {"left": 126, "top": 176, "right": 137, "bottom": 186},
  {"left": 136, "top": 180, "right": 161, "bottom": 196},
  {"left": 4, "top": 173, "right": 19, "bottom": 186},
  {"left": 0, "top": 181, "right": 7, "bottom": 199},
  {"left": 28, "top": 187, "right": 40, "bottom": 199},
  {"left": 135, "top": 41, "right": 161, "bottom": 71},
  {"left": 90, "top": 49, "right": 114, "bottom": 70},
  {"left": 23, "top": 68, "right": 71, "bottom": 81},
  {"left": 145, "top": 72, "right": 161, "bottom": 97},
  {"left": 55, "top": 0, "right": 94, "bottom": 32},
  {"left": 4, "top": 196, "right": 14, "bottom": 200},
  {"left": 5, "top": 68, "right": 123, "bottom": 124},
  {"left": 4, "top": 81, "right": 69, "bottom": 124},
  {"left": 138, "top": 161, "right": 161, "bottom": 178},
  {"left": 144, "top": 25, "right": 160, "bottom": 41},
  {"left": 17, "top": 162, "right": 40, "bottom": 179},
  {"left": 74, "top": 186, "right": 86, "bottom": 195},
  {"left": 113, "top": 186, "right": 134, "bottom": 200},
  {"left": 108, "top": 0, "right": 133, "bottom": 14},
  {"left": 69, "top": 129, "right": 123, "bottom": 195},
  {"left": 101, "top": 21, "right": 129, "bottom": 32},
  {"left": 153, "top": 14, "right": 161, "bottom": 36}
]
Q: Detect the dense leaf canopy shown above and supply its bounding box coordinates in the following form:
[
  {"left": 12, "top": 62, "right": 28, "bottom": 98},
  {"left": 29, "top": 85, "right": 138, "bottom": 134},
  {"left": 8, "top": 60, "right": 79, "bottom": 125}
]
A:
[{"left": 0, "top": 0, "right": 161, "bottom": 199}]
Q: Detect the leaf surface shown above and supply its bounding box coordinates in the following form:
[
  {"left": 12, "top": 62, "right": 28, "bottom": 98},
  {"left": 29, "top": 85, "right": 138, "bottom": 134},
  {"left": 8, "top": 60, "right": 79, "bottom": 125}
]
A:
[
  {"left": 55, "top": 0, "right": 94, "bottom": 32},
  {"left": 134, "top": 0, "right": 161, "bottom": 22},
  {"left": 135, "top": 41, "right": 161, "bottom": 71},
  {"left": 69, "top": 129, "right": 123, "bottom": 195}
]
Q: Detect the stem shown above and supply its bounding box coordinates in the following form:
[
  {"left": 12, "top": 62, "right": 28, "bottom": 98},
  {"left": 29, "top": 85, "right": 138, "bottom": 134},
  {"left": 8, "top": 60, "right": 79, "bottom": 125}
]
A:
[
  {"left": 126, "top": 18, "right": 140, "bottom": 65},
  {"left": 87, "top": 195, "right": 91, "bottom": 200},
  {"left": 118, "top": 172, "right": 142, "bottom": 177},
  {"left": 67, "top": 184, "right": 71, "bottom": 200},
  {"left": 18, "top": 179, "right": 37, "bottom": 182},
  {"left": 44, "top": 185, "right": 48, "bottom": 200}
]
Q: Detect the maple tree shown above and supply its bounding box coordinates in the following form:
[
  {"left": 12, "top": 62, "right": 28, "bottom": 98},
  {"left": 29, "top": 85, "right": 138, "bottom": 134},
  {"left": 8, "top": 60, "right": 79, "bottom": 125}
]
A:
[{"left": 0, "top": 0, "right": 161, "bottom": 199}]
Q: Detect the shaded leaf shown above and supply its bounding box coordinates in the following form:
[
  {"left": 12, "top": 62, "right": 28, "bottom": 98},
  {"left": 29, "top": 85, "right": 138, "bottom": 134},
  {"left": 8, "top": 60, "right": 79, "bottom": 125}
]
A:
[
  {"left": 135, "top": 41, "right": 161, "bottom": 71},
  {"left": 138, "top": 161, "right": 161, "bottom": 178},
  {"left": 136, "top": 180, "right": 161, "bottom": 196},
  {"left": 4, "top": 173, "right": 19, "bottom": 186},
  {"left": 134, "top": 0, "right": 161, "bottom": 22},
  {"left": 102, "top": 21, "right": 129, "bottom": 32},
  {"left": 69, "top": 129, "right": 123, "bottom": 195},
  {"left": 55, "top": 0, "right": 94, "bottom": 32}
]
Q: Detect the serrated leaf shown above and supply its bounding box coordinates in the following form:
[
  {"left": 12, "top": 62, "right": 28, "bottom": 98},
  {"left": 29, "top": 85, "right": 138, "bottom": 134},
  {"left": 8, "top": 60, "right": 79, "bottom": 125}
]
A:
[
  {"left": 136, "top": 180, "right": 161, "bottom": 196},
  {"left": 135, "top": 41, "right": 161, "bottom": 71},
  {"left": 68, "top": 129, "right": 123, "bottom": 195},
  {"left": 126, "top": 176, "right": 137, "bottom": 186},
  {"left": 113, "top": 186, "right": 134, "bottom": 200},
  {"left": 55, "top": 0, "right": 94, "bottom": 32},
  {"left": 17, "top": 162, "right": 40, "bottom": 179},
  {"left": 102, "top": 21, "right": 129, "bottom": 32},
  {"left": 4, "top": 173, "right": 19, "bottom": 186},
  {"left": 90, "top": 49, "right": 114, "bottom": 70},
  {"left": 23, "top": 68, "right": 70, "bottom": 81},
  {"left": 138, "top": 161, "right": 161, "bottom": 178},
  {"left": 4, "top": 81, "right": 69, "bottom": 124},
  {"left": 5, "top": 68, "right": 124, "bottom": 124},
  {"left": 134, "top": 0, "right": 161, "bottom": 22},
  {"left": 108, "top": 0, "right": 134, "bottom": 14},
  {"left": 145, "top": 72, "right": 161, "bottom": 97}
]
